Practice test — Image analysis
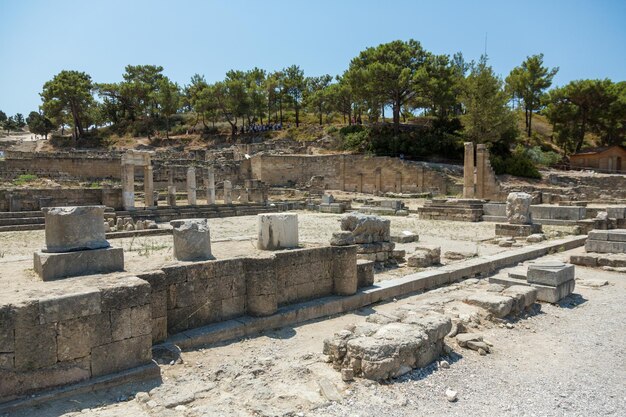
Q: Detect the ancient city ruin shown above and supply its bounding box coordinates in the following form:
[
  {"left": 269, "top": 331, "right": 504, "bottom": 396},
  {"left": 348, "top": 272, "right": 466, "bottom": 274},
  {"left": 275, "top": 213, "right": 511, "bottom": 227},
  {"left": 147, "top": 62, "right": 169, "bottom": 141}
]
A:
[{"left": 1, "top": 5, "right": 625, "bottom": 414}]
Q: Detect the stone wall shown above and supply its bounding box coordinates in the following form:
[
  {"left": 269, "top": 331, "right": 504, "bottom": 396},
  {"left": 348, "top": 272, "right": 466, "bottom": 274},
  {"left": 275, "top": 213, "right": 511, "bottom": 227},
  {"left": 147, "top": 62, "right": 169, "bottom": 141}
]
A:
[
  {"left": 139, "top": 246, "right": 357, "bottom": 341},
  {"left": 251, "top": 154, "right": 449, "bottom": 195},
  {"left": 0, "top": 276, "right": 152, "bottom": 402},
  {"left": 0, "top": 188, "right": 117, "bottom": 212}
]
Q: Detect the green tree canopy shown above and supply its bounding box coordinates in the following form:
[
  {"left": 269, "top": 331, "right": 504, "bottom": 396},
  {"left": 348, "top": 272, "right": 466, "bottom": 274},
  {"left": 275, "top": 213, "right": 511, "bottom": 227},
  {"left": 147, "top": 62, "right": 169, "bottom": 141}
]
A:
[
  {"left": 26, "top": 111, "right": 54, "bottom": 138},
  {"left": 41, "top": 70, "right": 94, "bottom": 138},
  {"left": 506, "top": 54, "right": 559, "bottom": 137}
]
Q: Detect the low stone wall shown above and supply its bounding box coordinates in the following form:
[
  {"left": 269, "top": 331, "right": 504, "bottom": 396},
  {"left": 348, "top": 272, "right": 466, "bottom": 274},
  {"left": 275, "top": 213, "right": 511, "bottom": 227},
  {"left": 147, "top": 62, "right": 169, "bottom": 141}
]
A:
[
  {"left": 483, "top": 203, "right": 587, "bottom": 223},
  {"left": 0, "top": 188, "right": 117, "bottom": 212},
  {"left": 0, "top": 276, "right": 152, "bottom": 402},
  {"left": 139, "top": 246, "right": 357, "bottom": 341},
  {"left": 0, "top": 245, "right": 359, "bottom": 402}
]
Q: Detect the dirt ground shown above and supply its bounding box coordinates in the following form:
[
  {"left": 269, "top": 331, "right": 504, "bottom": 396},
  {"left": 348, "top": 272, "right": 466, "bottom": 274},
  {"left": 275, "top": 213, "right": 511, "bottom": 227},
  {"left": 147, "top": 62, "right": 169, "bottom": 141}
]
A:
[
  {"left": 6, "top": 246, "right": 625, "bottom": 417},
  {"left": 0, "top": 211, "right": 576, "bottom": 304}
]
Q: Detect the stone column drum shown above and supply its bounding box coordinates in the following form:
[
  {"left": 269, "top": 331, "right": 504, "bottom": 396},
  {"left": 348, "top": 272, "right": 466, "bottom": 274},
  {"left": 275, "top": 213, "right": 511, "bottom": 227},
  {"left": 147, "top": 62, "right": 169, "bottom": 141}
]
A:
[
  {"left": 34, "top": 206, "right": 124, "bottom": 281},
  {"left": 144, "top": 165, "right": 155, "bottom": 208},
  {"left": 43, "top": 206, "right": 110, "bottom": 252},
  {"left": 170, "top": 218, "right": 214, "bottom": 261},
  {"left": 257, "top": 213, "right": 299, "bottom": 250},
  {"left": 506, "top": 192, "right": 532, "bottom": 224},
  {"left": 122, "top": 164, "right": 135, "bottom": 210}
]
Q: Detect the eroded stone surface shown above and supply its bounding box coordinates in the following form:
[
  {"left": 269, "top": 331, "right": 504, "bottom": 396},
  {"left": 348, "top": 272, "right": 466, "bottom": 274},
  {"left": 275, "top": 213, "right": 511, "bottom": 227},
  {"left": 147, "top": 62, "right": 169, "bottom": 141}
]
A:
[
  {"left": 506, "top": 192, "right": 532, "bottom": 225},
  {"left": 43, "top": 206, "right": 109, "bottom": 253},
  {"left": 170, "top": 219, "right": 213, "bottom": 261}
]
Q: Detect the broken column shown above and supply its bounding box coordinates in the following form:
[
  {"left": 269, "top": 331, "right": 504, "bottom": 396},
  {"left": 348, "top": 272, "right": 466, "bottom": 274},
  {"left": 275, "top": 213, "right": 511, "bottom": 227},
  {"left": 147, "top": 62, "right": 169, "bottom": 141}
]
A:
[
  {"left": 463, "top": 142, "right": 475, "bottom": 198},
  {"left": 206, "top": 169, "right": 216, "bottom": 204},
  {"left": 331, "top": 213, "right": 397, "bottom": 263},
  {"left": 187, "top": 167, "right": 197, "bottom": 206},
  {"left": 33, "top": 206, "right": 124, "bottom": 281},
  {"left": 170, "top": 218, "right": 214, "bottom": 261},
  {"left": 257, "top": 213, "right": 299, "bottom": 250},
  {"left": 167, "top": 169, "right": 177, "bottom": 207},
  {"left": 495, "top": 192, "right": 542, "bottom": 237},
  {"left": 223, "top": 180, "right": 232, "bottom": 204}
]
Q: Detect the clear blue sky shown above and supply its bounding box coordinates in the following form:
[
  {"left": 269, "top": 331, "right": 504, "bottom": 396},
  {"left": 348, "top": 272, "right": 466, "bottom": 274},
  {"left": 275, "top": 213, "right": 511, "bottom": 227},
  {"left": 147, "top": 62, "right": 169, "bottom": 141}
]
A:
[{"left": 1, "top": 0, "right": 625, "bottom": 116}]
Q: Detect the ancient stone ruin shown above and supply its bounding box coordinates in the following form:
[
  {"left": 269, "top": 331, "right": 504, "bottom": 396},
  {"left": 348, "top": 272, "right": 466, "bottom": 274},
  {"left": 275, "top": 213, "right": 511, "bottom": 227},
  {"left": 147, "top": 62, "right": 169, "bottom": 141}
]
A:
[
  {"left": 330, "top": 213, "right": 402, "bottom": 263},
  {"left": 33, "top": 205, "right": 124, "bottom": 280}
]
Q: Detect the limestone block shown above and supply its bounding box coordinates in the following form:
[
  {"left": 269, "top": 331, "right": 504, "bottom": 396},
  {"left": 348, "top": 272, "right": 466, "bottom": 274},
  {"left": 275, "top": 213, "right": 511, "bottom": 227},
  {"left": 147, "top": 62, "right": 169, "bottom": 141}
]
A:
[
  {"left": 340, "top": 213, "right": 390, "bottom": 244},
  {"left": 495, "top": 223, "right": 542, "bottom": 237},
  {"left": 14, "top": 321, "right": 57, "bottom": 371},
  {"left": 167, "top": 186, "right": 177, "bottom": 207},
  {"left": 42, "top": 206, "right": 109, "bottom": 253},
  {"left": 407, "top": 245, "right": 441, "bottom": 268},
  {"left": 527, "top": 261, "right": 575, "bottom": 286},
  {"left": 330, "top": 231, "right": 355, "bottom": 246},
  {"left": 501, "top": 285, "right": 538, "bottom": 314},
  {"left": 170, "top": 219, "right": 213, "bottom": 261},
  {"left": 56, "top": 314, "right": 111, "bottom": 361},
  {"left": 506, "top": 192, "right": 532, "bottom": 225},
  {"left": 152, "top": 317, "right": 168, "bottom": 343},
  {"left": 130, "top": 305, "right": 152, "bottom": 337},
  {"left": 99, "top": 276, "right": 151, "bottom": 311},
  {"left": 257, "top": 213, "right": 299, "bottom": 250},
  {"left": 531, "top": 280, "right": 575, "bottom": 303},
  {"left": 245, "top": 259, "right": 277, "bottom": 316},
  {"left": 464, "top": 293, "right": 514, "bottom": 318},
  {"left": 110, "top": 308, "right": 132, "bottom": 341},
  {"left": 223, "top": 180, "right": 232, "bottom": 204},
  {"left": 38, "top": 289, "right": 101, "bottom": 323},
  {"left": 90, "top": 335, "right": 152, "bottom": 377},
  {"left": 34, "top": 247, "right": 124, "bottom": 281},
  {"left": 357, "top": 259, "right": 375, "bottom": 287},
  {"left": 391, "top": 231, "right": 419, "bottom": 243},
  {"left": 607, "top": 207, "right": 626, "bottom": 219}
]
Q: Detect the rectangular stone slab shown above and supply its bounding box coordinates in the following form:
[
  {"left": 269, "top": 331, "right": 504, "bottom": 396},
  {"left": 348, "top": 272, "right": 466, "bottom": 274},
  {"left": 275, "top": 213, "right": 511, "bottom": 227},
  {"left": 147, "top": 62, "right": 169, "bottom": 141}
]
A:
[
  {"left": 34, "top": 247, "right": 124, "bottom": 281},
  {"left": 527, "top": 263, "right": 575, "bottom": 286},
  {"left": 531, "top": 279, "right": 576, "bottom": 303}
]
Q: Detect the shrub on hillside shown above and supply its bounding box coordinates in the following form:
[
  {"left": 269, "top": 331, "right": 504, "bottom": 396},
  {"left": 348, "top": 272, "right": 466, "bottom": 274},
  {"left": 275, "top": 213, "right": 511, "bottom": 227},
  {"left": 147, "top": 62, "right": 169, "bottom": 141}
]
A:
[{"left": 491, "top": 145, "right": 541, "bottom": 179}]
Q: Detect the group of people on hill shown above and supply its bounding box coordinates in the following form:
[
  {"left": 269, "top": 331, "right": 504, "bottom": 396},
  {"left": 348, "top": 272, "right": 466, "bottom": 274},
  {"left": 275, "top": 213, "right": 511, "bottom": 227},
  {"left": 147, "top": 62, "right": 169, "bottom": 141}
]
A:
[{"left": 241, "top": 123, "right": 283, "bottom": 134}]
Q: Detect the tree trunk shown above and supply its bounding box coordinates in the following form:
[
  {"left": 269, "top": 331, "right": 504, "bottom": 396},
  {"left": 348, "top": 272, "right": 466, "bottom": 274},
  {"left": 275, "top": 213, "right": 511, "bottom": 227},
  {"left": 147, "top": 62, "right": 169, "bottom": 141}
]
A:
[
  {"left": 165, "top": 116, "right": 170, "bottom": 139},
  {"left": 392, "top": 102, "right": 400, "bottom": 133},
  {"left": 527, "top": 110, "right": 533, "bottom": 137},
  {"left": 279, "top": 99, "right": 283, "bottom": 124},
  {"left": 295, "top": 103, "right": 299, "bottom": 127},
  {"left": 576, "top": 110, "right": 587, "bottom": 153}
]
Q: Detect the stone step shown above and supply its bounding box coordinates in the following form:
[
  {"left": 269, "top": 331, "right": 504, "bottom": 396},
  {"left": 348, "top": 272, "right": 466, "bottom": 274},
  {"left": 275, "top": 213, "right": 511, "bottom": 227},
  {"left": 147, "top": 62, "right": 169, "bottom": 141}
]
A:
[
  {"left": 0, "top": 224, "right": 45, "bottom": 232},
  {"left": 0, "top": 217, "right": 45, "bottom": 226},
  {"left": 488, "top": 274, "right": 528, "bottom": 288},
  {"left": 0, "top": 210, "right": 44, "bottom": 219}
]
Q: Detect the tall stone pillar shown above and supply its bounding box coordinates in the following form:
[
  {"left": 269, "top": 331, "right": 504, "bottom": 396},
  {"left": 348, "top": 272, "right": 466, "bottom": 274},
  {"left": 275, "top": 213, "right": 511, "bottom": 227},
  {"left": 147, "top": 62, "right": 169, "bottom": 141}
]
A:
[
  {"left": 375, "top": 169, "right": 382, "bottom": 195},
  {"left": 463, "top": 142, "right": 475, "bottom": 198},
  {"left": 144, "top": 165, "right": 154, "bottom": 208},
  {"left": 223, "top": 180, "right": 232, "bottom": 204},
  {"left": 167, "top": 169, "right": 176, "bottom": 207},
  {"left": 122, "top": 164, "right": 135, "bottom": 210},
  {"left": 357, "top": 174, "right": 363, "bottom": 193},
  {"left": 395, "top": 172, "right": 402, "bottom": 193},
  {"left": 206, "top": 169, "right": 216, "bottom": 204},
  {"left": 186, "top": 167, "right": 197, "bottom": 206},
  {"left": 475, "top": 144, "right": 487, "bottom": 199}
]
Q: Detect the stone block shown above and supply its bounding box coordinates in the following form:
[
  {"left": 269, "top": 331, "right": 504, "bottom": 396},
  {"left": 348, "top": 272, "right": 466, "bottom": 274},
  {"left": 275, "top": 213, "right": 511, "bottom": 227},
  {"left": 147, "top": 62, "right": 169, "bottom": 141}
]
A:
[
  {"left": 257, "top": 213, "right": 299, "bottom": 250},
  {"left": 531, "top": 279, "right": 575, "bottom": 303},
  {"left": 585, "top": 240, "right": 626, "bottom": 254},
  {"left": 407, "top": 245, "right": 440, "bottom": 268},
  {"left": 322, "top": 194, "right": 335, "bottom": 204},
  {"left": 606, "top": 207, "right": 626, "bottom": 219},
  {"left": 391, "top": 231, "right": 419, "bottom": 243},
  {"left": 0, "top": 305, "right": 15, "bottom": 353},
  {"left": 527, "top": 261, "right": 575, "bottom": 286},
  {"left": 38, "top": 289, "right": 101, "bottom": 324},
  {"left": 152, "top": 317, "right": 168, "bottom": 343},
  {"left": 100, "top": 277, "right": 151, "bottom": 311},
  {"left": 495, "top": 223, "right": 542, "bottom": 237},
  {"left": 57, "top": 313, "right": 111, "bottom": 361},
  {"left": 34, "top": 247, "right": 124, "bottom": 281},
  {"left": 502, "top": 285, "right": 538, "bottom": 313},
  {"left": 42, "top": 206, "right": 109, "bottom": 253},
  {"left": 464, "top": 293, "right": 514, "bottom": 318},
  {"left": 357, "top": 260, "right": 375, "bottom": 287},
  {"left": 569, "top": 254, "right": 598, "bottom": 267},
  {"left": 170, "top": 218, "right": 213, "bottom": 261},
  {"left": 14, "top": 321, "right": 57, "bottom": 371},
  {"left": 110, "top": 308, "right": 131, "bottom": 341},
  {"left": 340, "top": 213, "right": 390, "bottom": 243},
  {"left": 151, "top": 290, "right": 167, "bottom": 318},
  {"left": 330, "top": 231, "right": 354, "bottom": 246},
  {"left": 130, "top": 305, "right": 152, "bottom": 337},
  {"left": 90, "top": 335, "right": 152, "bottom": 377},
  {"left": 221, "top": 296, "right": 246, "bottom": 319}
]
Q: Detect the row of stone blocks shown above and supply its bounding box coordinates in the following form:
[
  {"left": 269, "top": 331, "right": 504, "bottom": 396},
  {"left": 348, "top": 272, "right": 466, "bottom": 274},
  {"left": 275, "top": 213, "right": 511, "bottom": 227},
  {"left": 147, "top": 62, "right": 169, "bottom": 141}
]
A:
[
  {"left": 490, "top": 261, "right": 575, "bottom": 303},
  {"left": 585, "top": 229, "right": 626, "bottom": 254}
]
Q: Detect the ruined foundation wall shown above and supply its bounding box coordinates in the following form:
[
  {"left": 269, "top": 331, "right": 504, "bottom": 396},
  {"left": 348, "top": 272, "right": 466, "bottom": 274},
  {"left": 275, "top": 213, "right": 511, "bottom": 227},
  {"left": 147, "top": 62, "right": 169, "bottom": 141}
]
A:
[
  {"left": 141, "top": 246, "right": 356, "bottom": 340},
  {"left": 0, "top": 277, "right": 152, "bottom": 402},
  {"left": 0, "top": 188, "right": 113, "bottom": 212},
  {"left": 251, "top": 154, "right": 449, "bottom": 194}
]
